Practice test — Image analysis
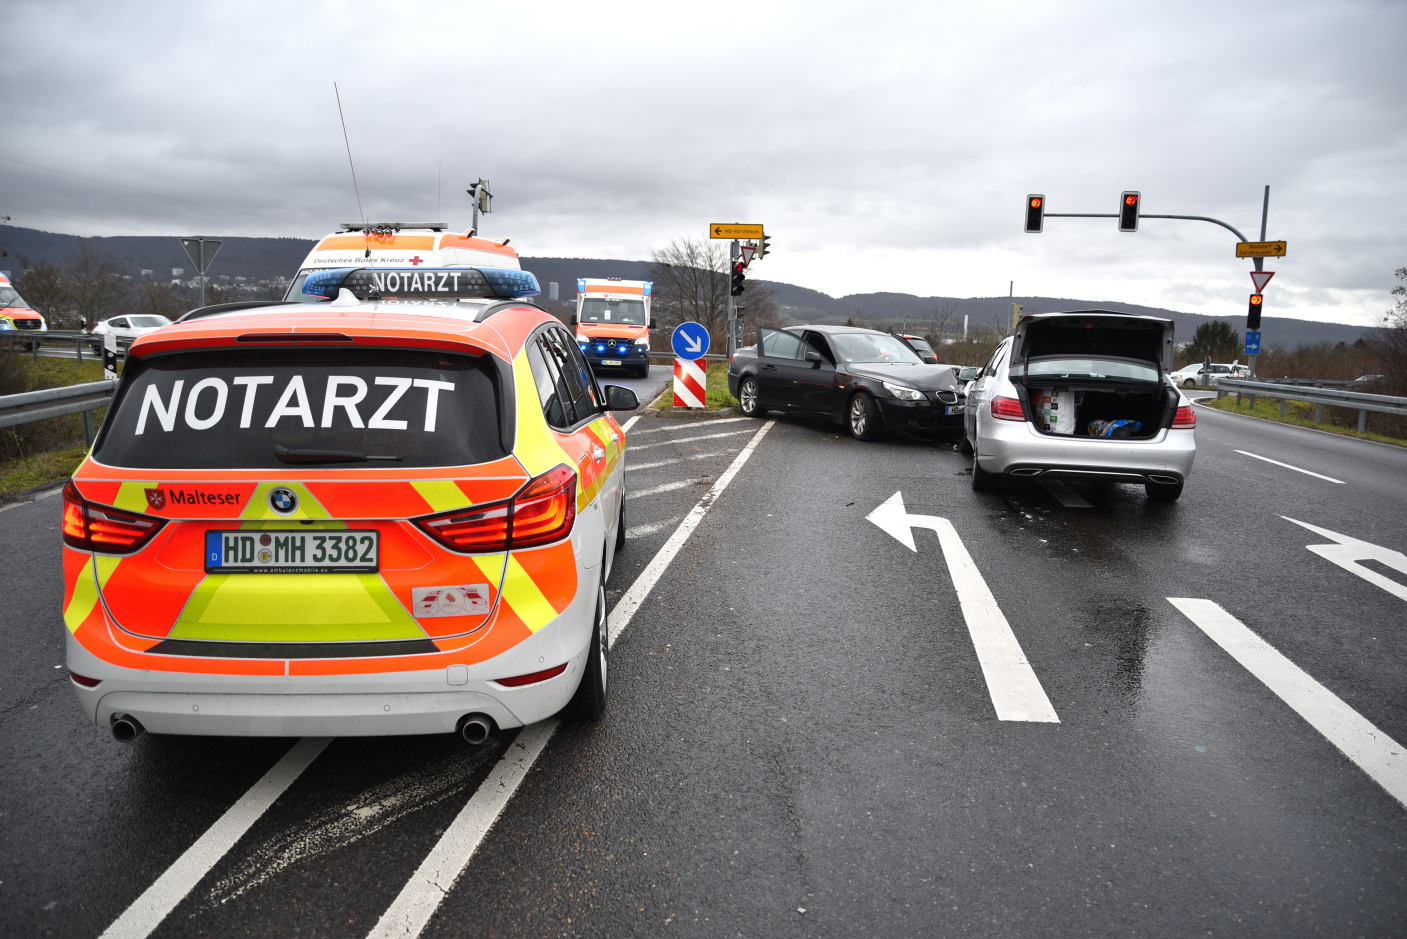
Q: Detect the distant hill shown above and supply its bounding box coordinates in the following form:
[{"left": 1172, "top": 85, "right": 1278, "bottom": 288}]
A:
[{"left": 0, "top": 226, "right": 1364, "bottom": 348}]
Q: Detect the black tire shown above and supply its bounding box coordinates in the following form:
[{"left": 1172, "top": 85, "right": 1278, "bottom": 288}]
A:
[
  {"left": 615, "top": 497, "right": 626, "bottom": 553},
  {"left": 848, "top": 392, "right": 883, "bottom": 441},
  {"left": 959, "top": 433, "right": 974, "bottom": 455},
  {"left": 1145, "top": 480, "right": 1184, "bottom": 502},
  {"left": 636, "top": 363, "right": 650, "bottom": 379},
  {"left": 568, "top": 577, "right": 609, "bottom": 720},
  {"left": 738, "top": 376, "right": 763, "bottom": 417},
  {"left": 971, "top": 443, "right": 999, "bottom": 492}
]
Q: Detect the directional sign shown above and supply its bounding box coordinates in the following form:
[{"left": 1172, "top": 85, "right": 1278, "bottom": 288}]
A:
[
  {"left": 709, "top": 223, "right": 764, "bottom": 240},
  {"left": 1236, "top": 241, "right": 1287, "bottom": 259},
  {"left": 1245, "top": 331, "right": 1262, "bottom": 355},
  {"left": 739, "top": 244, "right": 756, "bottom": 266},
  {"left": 671, "top": 321, "right": 710, "bottom": 359},
  {"left": 1250, "top": 271, "right": 1275, "bottom": 292}
]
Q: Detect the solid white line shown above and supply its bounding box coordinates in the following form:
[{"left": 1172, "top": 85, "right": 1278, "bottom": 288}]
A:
[
  {"left": 1234, "top": 450, "right": 1345, "bottom": 484},
  {"left": 628, "top": 428, "right": 756, "bottom": 450},
  {"left": 1038, "top": 477, "right": 1093, "bottom": 508},
  {"left": 626, "top": 451, "right": 726, "bottom": 473},
  {"left": 609, "top": 420, "right": 775, "bottom": 647},
  {"left": 627, "top": 417, "right": 750, "bottom": 435},
  {"left": 619, "top": 415, "right": 641, "bottom": 434},
  {"left": 365, "top": 720, "right": 558, "bottom": 939},
  {"left": 626, "top": 479, "right": 696, "bottom": 500},
  {"left": 100, "top": 737, "right": 331, "bottom": 939},
  {"left": 1168, "top": 598, "right": 1407, "bottom": 808},
  {"left": 932, "top": 517, "right": 1060, "bottom": 723}
]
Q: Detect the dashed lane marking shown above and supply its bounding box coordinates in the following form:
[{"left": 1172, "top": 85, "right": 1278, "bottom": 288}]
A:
[
  {"left": 1282, "top": 516, "right": 1407, "bottom": 602},
  {"left": 628, "top": 428, "right": 757, "bottom": 450},
  {"left": 626, "top": 517, "right": 680, "bottom": 539},
  {"left": 99, "top": 737, "right": 331, "bottom": 939},
  {"left": 610, "top": 420, "right": 776, "bottom": 647},
  {"left": 627, "top": 451, "right": 727, "bottom": 473},
  {"left": 1235, "top": 449, "right": 1345, "bottom": 484},
  {"left": 1038, "top": 477, "right": 1093, "bottom": 508},
  {"left": 365, "top": 721, "right": 558, "bottom": 939},
  {"left": 626, "top": 416, "right": 750, "bottom": 435},
  {"left": 1169, "top": 598, "right": 1407, "bottom": 808},
  {"left": 619, "top": 415, "right": 641, "bottom": 433},
  {"left": 626, "top": 479, "right": 698, "bottom": 500}
]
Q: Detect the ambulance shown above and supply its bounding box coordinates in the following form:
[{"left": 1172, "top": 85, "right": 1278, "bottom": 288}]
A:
[
  {"left": 62, "top": 260, "right": 640, "bottom": 742},
  {"left": 283, "top": 223, "right": 524, "bottom": 301},
  {"left": 0, "top": 273, "right": 46, "bottom": 331},
  {"left": 572, "top": 278, "right": 655, "bottom": 378}
]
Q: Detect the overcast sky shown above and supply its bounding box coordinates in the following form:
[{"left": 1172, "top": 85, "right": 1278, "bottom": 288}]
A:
[{"left": 3, "top": 1, "right": 1404, "bottom": 325}]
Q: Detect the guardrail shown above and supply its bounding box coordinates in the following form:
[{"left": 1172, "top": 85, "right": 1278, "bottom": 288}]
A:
[
  {"left": 0, "top": 379, "right": 117, "bottom": 445},
  {"left": 1, "top": 330, "right": 107, "bottom": 363},
  {"left": 1216, "top": 378, "right": 1407, "bottom": 433}
]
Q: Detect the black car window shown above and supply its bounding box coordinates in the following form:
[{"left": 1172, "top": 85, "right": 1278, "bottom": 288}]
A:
[
  {"left": 802, "top": 332, "right": 835, "bottom": 362},
  {"left": 982, "top": 340, "right": 1007, "bottom": 378},
  {"left": 543, "top": 328, "right": 597, "bottom": 421},
  {"left": 526, "top": 337, "right": 570, "bottom": 428},
  {"left": 760, "top": 329, "right": 805, "bottom": 360}
]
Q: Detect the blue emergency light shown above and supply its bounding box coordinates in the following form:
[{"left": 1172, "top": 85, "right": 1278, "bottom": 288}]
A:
[{"left": 301, "top": 266, "right": 540, "bottom": 301}]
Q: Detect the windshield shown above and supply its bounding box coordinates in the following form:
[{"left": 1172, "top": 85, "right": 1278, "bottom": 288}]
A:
[
  {"left": 129, "top": 316, "right": 172, "bottom": 329},
  {"left": 1020, "top": 357, "right": 1160, "bottom": 383},
  {"left": 0, "top": 285, "right": 32, "bottom": 309},
  {"left": 95, "top": 348, "right": 505, "bottom": 469},
  {"left": 832, "top": 333, "right": 924, "bottom": 365},
  {"left": 579, "top": 298, "right": 645, "bottom": 326}
]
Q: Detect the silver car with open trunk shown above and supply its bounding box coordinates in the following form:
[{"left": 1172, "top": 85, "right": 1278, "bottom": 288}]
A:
[{"left": 961, "top": 310, "right": 1197, "bottom": 501}]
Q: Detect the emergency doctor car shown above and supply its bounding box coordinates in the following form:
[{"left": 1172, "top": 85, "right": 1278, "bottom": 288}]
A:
[{"left": 61, "top": 257, "right": 639, "bottom": 743}]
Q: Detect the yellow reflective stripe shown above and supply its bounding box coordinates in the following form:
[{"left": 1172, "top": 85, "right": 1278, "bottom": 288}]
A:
[
  {"left": 499, "top": 554, "right": 558, "bottom": 634},
  {"left": 63, "top": 556, "right": 100, "bottom": 634},
  {"left": 169, "top": 572, "right": 423, "bottom": 642},
  {"left": 113, "top": 481, "right": 160, "bottom": 514},
  {"left": 470, "top": 553, "right": 507, "bottom": 586},
  {"left": 511, "top": 350, "right": 573, "bottom": 479},
  {"left": 238, "top": 482, "right": 331, "bottom": 520},
  {"left": 411, "top": 480, "right": 471, "bottom": 513}
]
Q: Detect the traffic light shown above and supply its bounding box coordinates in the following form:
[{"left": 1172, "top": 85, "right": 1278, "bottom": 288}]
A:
[
  {"left": 731, "top": 263, "right": 746, "bottom": 297},
  {"left": 758, "top": 234, "right": 771, "bottom": 259},
  {"left": 1118, "top": 191, "right": 1141, "bottom": 232},
  {"left": 1024, "top": 194, "right": 1045, "bottom": 233},
  {"left": 468, "top": 178, "right": 492, "bottom": 214},
  {"left": 1247, "top": 293, "right": 1263, "bottom": 330}
]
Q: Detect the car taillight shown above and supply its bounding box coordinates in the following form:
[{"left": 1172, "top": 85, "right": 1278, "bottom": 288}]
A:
[
  {"left": 1172, "top": 405, "right": 1196, "bottom": 428},
  {"left": 991, "top": 396, "right": 1026, "bottom": 421},
  {"left": 62, "top": 480, "right": 165, "bottom": 553},
  {"left": 415, "top": 465, "right": 576, "bottom": 553}
]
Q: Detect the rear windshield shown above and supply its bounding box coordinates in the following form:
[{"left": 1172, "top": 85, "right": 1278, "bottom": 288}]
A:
[
  {"left": 1016, "top": 357, "right": 1160, "bottom": 384},
  {"left": 580, "top": 298, "right": 645, "bottom": 326},
  {"left": 95, "top": 348, "right": 505, "bottom": 469}
]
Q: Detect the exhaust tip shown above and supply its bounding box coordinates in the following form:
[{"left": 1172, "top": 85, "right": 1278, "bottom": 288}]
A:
[
  {"left": 1009, "top": 467, "right": 1044, "bottom": 476},
  {"left": 1147, "top": 474, "right": 1181, "bottom": 485},
  {"left": 457, "top": 713, "right": 494, "bottom": 746},
  {"left": 111, "top": 713, "right": 144, "bottom": 742}
]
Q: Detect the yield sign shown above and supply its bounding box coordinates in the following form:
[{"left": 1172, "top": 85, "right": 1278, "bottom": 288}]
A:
[
  {"left": 739, "top": 244, "right": 756, "bottom": 267},
  {"left": 1250, "top": 271, "right": 1275, "bottom": 293}
]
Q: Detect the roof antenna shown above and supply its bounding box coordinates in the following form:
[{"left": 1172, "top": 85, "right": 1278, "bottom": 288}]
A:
[{"left": 333, "top": 82, "right": 369, "bottom": 256}]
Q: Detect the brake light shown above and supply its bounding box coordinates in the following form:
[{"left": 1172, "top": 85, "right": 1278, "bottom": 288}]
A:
[
  {"left": 62, "top": 481, "right": 165, "bottom": 553},
  {"left": 1172, "top": 405, "right": 1196, "bottom": 428},
  {"left": 493, "top": 662, "right": 568, "bottom": 687},
  {"left": 415, "top": 465, "right": 576, "bottom": 553},
  {"left": 991, "top": 396, "right": 1026, "bottom": 421}
]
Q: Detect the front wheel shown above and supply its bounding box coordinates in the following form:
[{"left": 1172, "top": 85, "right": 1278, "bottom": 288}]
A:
[
  {"left": 738, "top": 377, "right": 763, "bottom": 417},
  {"left": 1182, "top": 379, "right": 1195, "bottom": 388},
  {"left": 1145, "top": 480, "right": 1184, "bottom": 502},
  {"left": 635, "top": 363, "right": 650, "bottom": 379},
  {"left": 568, "top": 578, "right": 609, "bottom": 720},
  {"left": 849, "top": 392, "right": 883, "bottom": 441}
]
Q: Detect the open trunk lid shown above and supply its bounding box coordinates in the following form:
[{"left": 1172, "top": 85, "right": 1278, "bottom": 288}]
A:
[{"left": 1012, "top": 311, "right": 1175, "bottom": 372}]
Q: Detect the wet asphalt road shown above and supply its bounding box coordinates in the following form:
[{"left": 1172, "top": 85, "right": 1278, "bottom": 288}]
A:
[{"left": 1, "top": 397, "right": 1405, "bottom": 938}]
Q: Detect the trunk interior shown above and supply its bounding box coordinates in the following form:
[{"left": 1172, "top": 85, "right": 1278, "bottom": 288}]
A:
[{"left": 1016, "top": 381, "right": 1173, "bottom": 439}]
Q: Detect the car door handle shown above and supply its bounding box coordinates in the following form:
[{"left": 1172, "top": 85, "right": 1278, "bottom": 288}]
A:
[
  {"left": 762, "top": 364, "right": 777, "bottom": 371},
  {"left": 592, "top": 444, "right": 605, "bottom": 462}
]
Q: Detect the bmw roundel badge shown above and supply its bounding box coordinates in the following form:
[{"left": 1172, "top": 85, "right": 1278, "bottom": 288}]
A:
[{"left": 269, "top": 487, "right": 298, "bottom": 514}]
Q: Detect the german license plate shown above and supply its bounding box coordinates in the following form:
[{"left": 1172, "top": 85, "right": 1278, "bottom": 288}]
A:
[
  {"left": 945, "top": 405, "right": 965, "bottom": 415},
  {"left": 205, "top": 530, "right": 379, "bottom": 573},
  {"left": 602, "top": 359, "right": 622, "bottom": 366}
]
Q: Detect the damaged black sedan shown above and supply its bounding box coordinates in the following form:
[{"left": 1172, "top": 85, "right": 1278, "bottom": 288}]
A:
[{"left": 728, "top": 325, "right": 968, "bottom": 441}]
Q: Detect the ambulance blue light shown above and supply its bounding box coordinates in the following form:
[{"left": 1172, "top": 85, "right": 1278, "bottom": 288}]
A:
[
  {"left": 642, "top": 281, "right": 653, "bottom": 297},
  {"left": 577, "top": 279, "right": 586, "bottom": 295},
  {"left": 302, "top": 268, "right": 357, "bottom": 299},
  {"left": 595, "top": 344, "right": 606, "bottom": 353},
  {"left": 476, "top": 268, "right": 540, "bottom": 298}
]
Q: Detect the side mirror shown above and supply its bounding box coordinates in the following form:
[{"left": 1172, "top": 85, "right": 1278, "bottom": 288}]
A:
[
  {"left": 805, "top": 350, "right": 822, "bottom": 363},
  {"left": 602, "top": 384, "right": 639, "bottom": 411},
  {"left": 569, "top": 313, "right": 577, "bottom": 325},
  {"left": 649, "top": 318, "right": 657, "bottom": 329},
  {"left": 957, "top": 366, "right": 979, "bottom": 382}
]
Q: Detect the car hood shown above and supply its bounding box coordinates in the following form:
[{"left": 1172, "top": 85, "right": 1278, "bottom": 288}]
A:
[{"left": 848, "top": 363, "right": 963, "bottom": 391}]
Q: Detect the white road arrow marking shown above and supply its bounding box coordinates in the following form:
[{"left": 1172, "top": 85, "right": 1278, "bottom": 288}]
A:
[
  {"left": 867, "top": 492, "right": 1059, "bottom": 723},
  {"left": 1282, "top": 516, "right": 1407, "bottom": 602},
  {"left": 681, "top": 332, "right": 703, "bottom": 354}
]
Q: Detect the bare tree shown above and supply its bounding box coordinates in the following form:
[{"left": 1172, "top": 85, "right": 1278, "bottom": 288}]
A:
[
  {"left": 736, "top": 280, "right": 780, "bottom": 347},
  {"left": 917, "top": 299, "right": 959, "bottom": 344},
  {"left": 12, "top": 257, "right": 68, "bottom": 320},
  {"left": 135, "top": 280, "right": 191, "bottom": 320},
  {"left": 647, "top": 238, "right": 730, "bottom": 348},
  {"left": 65, "top": 240, "right": 128, "bottom": 329}
]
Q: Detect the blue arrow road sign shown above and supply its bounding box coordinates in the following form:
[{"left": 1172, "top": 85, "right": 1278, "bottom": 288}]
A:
[
  {"left": 1244, "top": 331, "right": 1261, "bottom": 355},
  {"left": 671, "top": 321, "right": 710, "bottom": 359}
]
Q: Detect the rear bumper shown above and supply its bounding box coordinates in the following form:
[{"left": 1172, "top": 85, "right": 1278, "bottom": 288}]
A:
[{"left": 977, "top": 418, "right": 1195, "bottom": 482}]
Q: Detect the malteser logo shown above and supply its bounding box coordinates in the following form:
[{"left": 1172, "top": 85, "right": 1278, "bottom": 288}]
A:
[
  {"left": 144, "top": 487, "right": 243, "bottom": 511},
  {"left": 145, "top": 488, "right": 165, "bottom": 510}
]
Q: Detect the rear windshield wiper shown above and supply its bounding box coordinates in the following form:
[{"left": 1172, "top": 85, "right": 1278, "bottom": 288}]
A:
[{"left": 273, "top": 444, "right": 403, "bottom": 464}]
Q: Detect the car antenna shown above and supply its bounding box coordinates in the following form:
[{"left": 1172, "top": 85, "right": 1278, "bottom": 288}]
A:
[{"left": 333, "top": 81, "right": 370, "bottom": 257}]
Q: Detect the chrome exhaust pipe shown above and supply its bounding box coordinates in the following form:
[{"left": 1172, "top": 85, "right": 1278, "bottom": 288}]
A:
[
  {"left": 1147, "top": 474, "right": 1181, "bottom": 485},
  {"left": 1009, "top": 467, "right": 1044, "bottom": 476},
  {"left": 457, "top": 713, "right": 494, "bottom": 746},
  {"left": 111, "top": 713, "right": 144, "bottom": 742}
]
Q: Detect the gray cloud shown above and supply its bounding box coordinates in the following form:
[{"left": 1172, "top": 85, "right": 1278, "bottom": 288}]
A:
[{"left": 2, "top": 0, "right": 1403, "bottom": 325}]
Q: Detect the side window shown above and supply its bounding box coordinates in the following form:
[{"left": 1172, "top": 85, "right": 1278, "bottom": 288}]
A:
[
  {"left": 110, "top": 318, "right": 129, "bottom": 328},
  {"left": 802, "top": 332, "right": 835, "bottom": 362},
  {"left": 544, "top": 329, "right": 597, "bottom": 422},
  {"left": 760, "top": 328, "right": 805, "bottom": 360},
  {"left": 980, "top": 342, "right": 1003, "bottom": 378},
  {"left": 526, "top": 337, "right": 570, "bottom": 428}
]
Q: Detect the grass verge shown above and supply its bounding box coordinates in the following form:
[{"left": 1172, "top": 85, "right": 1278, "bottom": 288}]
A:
[
  {"left": 1199, "top": 394, "right": 1406, "bottom": 448},
  {"left": 0, "top": 354, "right": 120, "bottom": 501},
  {"left": 0, "top": 445, "right": 88, "bottom": 501},
  {"left": 650, "top": 361, "right": 738, "bottom": 410}
]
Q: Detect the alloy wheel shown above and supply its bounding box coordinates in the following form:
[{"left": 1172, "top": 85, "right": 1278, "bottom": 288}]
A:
[{"left": 850, "top": 396, "right": 867, "bottom": 436}]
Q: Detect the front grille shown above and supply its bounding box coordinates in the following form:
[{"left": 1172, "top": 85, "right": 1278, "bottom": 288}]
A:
[
  {"left": 935, "top": 390, "right": 958, "bottom": 404},
  {"left": 11, "top": 319, "right": 41, "bottom": 331}
]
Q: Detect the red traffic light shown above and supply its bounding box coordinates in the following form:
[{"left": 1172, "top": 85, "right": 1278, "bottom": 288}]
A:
[
  {"left": 1029, "top": 197, "right": 1042, "bottom": 209},
  {"left": 1118, "top": 190, "right": 1141, "bottom": 232},
  {"left": 1124, "top": 194, "right": 1138, "bottom": 206},
  {"left": 1249, "top": 293, "right": 1263, "bottom": 305},
  {"left": 1024, "top": 193, "right": 1045, "bottom": 233}
]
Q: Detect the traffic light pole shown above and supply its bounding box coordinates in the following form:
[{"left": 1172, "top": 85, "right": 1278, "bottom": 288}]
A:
[{"left": 726, "top": 239, "right": 739, "bottom": 358}]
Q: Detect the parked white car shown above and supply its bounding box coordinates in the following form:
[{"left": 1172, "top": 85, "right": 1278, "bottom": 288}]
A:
[
  {"left": 92, "top": 314, "right": 173, "bottom": 348},
  {"left": 1170, "top": 362, "right": 1242, "bottom": 388}
]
